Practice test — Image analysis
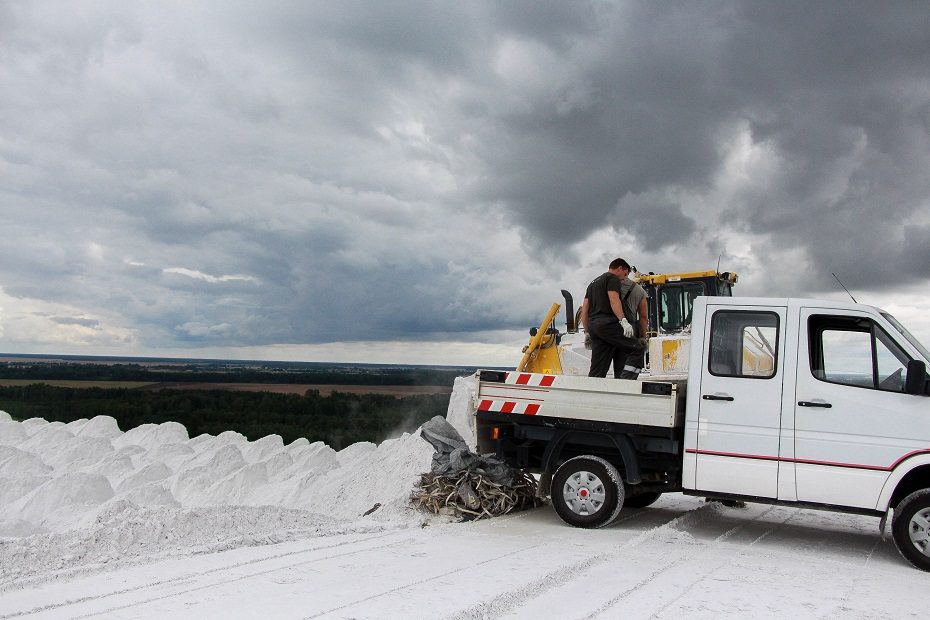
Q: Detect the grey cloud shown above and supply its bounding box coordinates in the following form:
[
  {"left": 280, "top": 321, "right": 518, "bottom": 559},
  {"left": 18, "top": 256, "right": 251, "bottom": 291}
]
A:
[
  {"left": 1, "top": 1, "right": 929, "bottom": 356},
  {"left": 613, "top": 194, "right": 697, "bottom": 252},
  {"left": 51, "top": 316, "right": 99, "bottom": 328}
]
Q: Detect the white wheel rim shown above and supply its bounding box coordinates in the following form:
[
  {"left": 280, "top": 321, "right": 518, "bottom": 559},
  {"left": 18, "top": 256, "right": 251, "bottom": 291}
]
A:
[
  {"left": 562, "top": 470, "right": 607, "bottom": 516},
  {"left": 908, "top": 507, "right": 930, "bottom": 557}
]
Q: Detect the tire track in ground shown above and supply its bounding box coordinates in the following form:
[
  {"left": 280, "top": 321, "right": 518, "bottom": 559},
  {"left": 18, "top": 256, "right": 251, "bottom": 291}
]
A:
[
  {"left": 0, "top": 528, "right": 416, "bottom": 620},
  {"left": 301, "top": 543, "right": 545, "bottom": 620},
  {"left": 581, "top": 505, "right": 793, "bottom": 620},
  {"left": 298, "top": 507, "right": 582, "bottom": 619},
  {"left": 4, "top": 509, "right": 552, "bottom": 620},
  {"left": 448, "top": 501, "right": 722, "bottom": 620},
  {"left": 815, "top": 530, "right": 886, "bottom": 619},
  {"left": 634, "top": 506, "right": 799, "bottom": 620}
]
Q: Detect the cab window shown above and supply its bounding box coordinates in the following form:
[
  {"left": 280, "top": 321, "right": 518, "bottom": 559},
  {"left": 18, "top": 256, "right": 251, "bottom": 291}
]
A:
[
  {"left": 709, "top": 311, "right": 779, "bottom": 378},
  {"left": 809, "top": 315, "right": 911, "bottom": 392},
  {"left": 659, "top": 282, "right": 705, "bottom": 332}
]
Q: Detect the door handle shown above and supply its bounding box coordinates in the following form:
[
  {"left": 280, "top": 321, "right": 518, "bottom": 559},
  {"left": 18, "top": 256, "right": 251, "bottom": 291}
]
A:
[
  {"left": 798, "top": 400, "right": 832, "bottom": 408},
  {"left": 702, "top": 394, "right": 734, "bottom": 402}
]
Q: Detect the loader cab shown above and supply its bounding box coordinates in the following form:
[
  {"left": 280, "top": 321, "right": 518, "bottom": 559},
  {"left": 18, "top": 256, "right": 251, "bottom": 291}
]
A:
[{"left": 637, "top": 271, "right": 738, "bottom": 336}]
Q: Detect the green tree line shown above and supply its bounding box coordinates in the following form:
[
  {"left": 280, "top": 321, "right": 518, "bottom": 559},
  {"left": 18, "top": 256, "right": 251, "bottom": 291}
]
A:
[
  {"left": 0, "top": 363, "right": 468, "bottom": 386},
  {"left": 0, "top": 384, "right": 448, "bottom": 449}
]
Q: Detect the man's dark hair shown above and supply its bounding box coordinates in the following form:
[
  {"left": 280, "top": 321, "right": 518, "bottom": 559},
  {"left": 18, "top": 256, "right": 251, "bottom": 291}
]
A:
[{"left": 609, "top": 258, "right": 631, "bottom": 271}]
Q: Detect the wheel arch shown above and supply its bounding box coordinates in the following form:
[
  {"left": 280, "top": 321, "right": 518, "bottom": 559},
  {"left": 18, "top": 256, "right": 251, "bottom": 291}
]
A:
[
  {"left": 538, "top": 429, "right": 641, "bottom": 495},
  {"left": 887, "top": 464, "right": 930, "bottom": 510}
]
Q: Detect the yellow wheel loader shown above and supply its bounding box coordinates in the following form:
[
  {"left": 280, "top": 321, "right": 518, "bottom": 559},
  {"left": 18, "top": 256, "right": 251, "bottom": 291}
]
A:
[{"left": 517, "top": 270, "right": 739, "bottom": 379}]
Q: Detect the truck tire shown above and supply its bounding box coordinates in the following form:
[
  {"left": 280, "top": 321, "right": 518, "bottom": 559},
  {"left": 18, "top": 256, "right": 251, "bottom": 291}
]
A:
[
  {"left": 623, "top": 491, "right": 662, "bottom": 509},
  {"left": 891, "top": 488, "right": 930, "bottom": 571},
  {"left": 551, "top": 456, "right": 624, "bottom": 529}
]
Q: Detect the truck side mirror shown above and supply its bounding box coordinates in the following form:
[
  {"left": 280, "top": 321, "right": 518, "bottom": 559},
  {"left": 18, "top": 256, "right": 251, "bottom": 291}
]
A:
[{"left": 905, "top": 359, "right": 928, "bottom": 395}]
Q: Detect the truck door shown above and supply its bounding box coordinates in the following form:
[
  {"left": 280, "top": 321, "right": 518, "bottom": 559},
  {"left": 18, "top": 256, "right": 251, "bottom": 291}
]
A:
[
  {"left": 694, "top": 305, "right": 785, "bottom": 498},
  {"left": 794, "top": 308, "right": 929, "bottom": 509}
]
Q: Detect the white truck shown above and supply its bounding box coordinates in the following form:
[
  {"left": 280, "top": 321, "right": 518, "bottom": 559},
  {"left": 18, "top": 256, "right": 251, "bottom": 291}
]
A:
[{"left": 474, "top": 296, "right": 930, "bottom": 570}]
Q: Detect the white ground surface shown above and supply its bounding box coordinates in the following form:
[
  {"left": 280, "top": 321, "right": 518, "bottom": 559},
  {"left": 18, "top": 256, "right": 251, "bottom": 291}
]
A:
[{"left": 1, "top": 375, "right": 927, "bottom": 619}]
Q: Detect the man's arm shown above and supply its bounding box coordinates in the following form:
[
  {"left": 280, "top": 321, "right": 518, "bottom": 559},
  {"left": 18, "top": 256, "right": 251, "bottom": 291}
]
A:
[
  {"left": 580, "top": 298, "right": 590, "bottom": 332},
  {"left": 607, "top": 290, "right": 625, "bottom": 321},
  {"left": 638, "top": 297, "right": 648, "bottom": 337}
]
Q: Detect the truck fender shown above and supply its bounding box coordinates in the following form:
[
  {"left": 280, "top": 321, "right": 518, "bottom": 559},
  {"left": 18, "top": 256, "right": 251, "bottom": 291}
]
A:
[
  {"left": 875, "top": 452, "right": 930, "bottom": 511},
  {"left": 538, "top": 429, "right": 642, "bottom": 496}
]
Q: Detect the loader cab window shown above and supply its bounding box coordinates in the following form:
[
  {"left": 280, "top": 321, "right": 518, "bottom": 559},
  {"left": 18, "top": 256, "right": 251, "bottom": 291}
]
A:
[
  {"left": 659, "top": 282, "right": 705, "bottom": 332},
  {"left": 708, "top": 310, "right": 778, "bottom": 378},
  {"left": 809, "top": 315, "right": 912, "bottom": 392}
]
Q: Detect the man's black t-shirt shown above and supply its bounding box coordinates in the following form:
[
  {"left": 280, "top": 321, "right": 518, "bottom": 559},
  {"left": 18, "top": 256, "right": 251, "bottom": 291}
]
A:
[{"left": 585, "top": 272, "right": 623, "bottom": 320}]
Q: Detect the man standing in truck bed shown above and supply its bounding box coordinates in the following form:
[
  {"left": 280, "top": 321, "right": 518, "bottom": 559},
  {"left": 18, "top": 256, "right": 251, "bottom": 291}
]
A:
[{"left": 580, "top": 258, "right": 648, "bottom": 379}]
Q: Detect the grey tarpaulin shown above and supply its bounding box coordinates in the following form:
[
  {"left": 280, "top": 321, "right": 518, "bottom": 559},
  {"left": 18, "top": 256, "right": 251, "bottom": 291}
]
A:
[{"left": 420, "top": 415, "right": 517, "bottom": 487}]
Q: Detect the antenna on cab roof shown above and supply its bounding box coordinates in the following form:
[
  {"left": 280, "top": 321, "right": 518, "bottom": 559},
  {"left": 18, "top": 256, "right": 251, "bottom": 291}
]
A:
[{"left": 832, "top": 272, "right": 858, "bottom": 303}]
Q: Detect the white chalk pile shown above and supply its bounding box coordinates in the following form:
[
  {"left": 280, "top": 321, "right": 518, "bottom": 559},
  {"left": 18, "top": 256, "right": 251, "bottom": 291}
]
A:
[{"left": 0, "top": 376, "right": 481, "bottom": 587}]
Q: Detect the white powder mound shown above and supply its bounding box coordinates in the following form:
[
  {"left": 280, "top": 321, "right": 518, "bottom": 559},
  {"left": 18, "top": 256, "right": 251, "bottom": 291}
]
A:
[
  {"left": 0, "top": 410, "right": 12, "bottom": 422},
  {"left": 0, "top": 475, "right": 51, "bottom": 507},
  {"left": 0, "top": 503, "right": 395, "bottom": 590},
  {"left": 114, "top": 421, "right": 189, "bottom": 451},
  {"left": 18, "top": 424, "right": 75, "bottom": 454},
  {"left": 0, "top": 421, "right": 28, "bottom": 445},
  {"left": 115, "top": 462, "right": 173, "bottom": 493},
  {"left": 14, "top": 472, "right": 115, "bottom": 532},
  {"left": 0, "top": 446, "right": 52, "bottom": 477},
  {"left": 44, "top": 436, "right": 114, "bottom": 471},
  {"left": 447, "top": 373, "right": 478, "bottom": 449},
  {"left": 0, "top": 378, "right": 478, "bottom": 587},
  {"left": 241, "top": 434, "right": 285, "bottom": 462},
  {"left": 74, "top": 415, "right": 122, "bottom": 438}
]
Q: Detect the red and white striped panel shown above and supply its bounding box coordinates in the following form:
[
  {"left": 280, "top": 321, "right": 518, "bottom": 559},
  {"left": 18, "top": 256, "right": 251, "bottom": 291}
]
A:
[
  {"left": 477, "top": 399, "right": 540, "bottom": 415},
  {"left": 503, "top": 372, "right": 556, "bottom": 387}
]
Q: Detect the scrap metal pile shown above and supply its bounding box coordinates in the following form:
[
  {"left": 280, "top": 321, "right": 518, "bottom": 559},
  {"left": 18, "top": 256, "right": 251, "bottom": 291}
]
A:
[{"left": 411, "top": 416, "right": 545, "bottom": 520}]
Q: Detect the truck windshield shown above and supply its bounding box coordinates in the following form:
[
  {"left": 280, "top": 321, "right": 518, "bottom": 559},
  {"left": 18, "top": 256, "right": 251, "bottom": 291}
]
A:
[{"left": 881, "top": 312, "right": 930, "bottom": 363}]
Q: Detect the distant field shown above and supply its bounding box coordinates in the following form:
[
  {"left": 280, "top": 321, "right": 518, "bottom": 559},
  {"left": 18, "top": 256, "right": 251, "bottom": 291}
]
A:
[
  {"left": 0, "top": 379, "right": 158, "bottom": 389},
  {"left": 0, "top": 379, "right": 452, "bottom": 397}
]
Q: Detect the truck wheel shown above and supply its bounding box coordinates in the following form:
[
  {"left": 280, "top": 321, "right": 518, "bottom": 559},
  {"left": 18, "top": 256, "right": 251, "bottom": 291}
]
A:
[
  {"left": 891, "top": 488, "right": 930, "bottom": 571},
  {"left": 623, "top": 491, "right": 662, "bottom": 509},
  {"left": 551, "top": 456, "right": 624, "bottom": 529}
]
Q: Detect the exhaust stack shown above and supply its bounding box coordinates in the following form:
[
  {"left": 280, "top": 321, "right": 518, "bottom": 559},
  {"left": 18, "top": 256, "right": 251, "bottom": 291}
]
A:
[{"left": 561, "top": 290, "right": 576, "bottom": 333}]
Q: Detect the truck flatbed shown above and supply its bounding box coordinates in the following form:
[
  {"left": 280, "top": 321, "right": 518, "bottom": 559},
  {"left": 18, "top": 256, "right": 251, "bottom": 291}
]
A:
[{"left": 476, "top": 370, "right": 684, "bottom": 429}]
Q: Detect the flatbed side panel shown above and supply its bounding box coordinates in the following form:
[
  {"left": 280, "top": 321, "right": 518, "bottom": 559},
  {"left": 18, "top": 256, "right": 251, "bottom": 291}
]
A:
[{"left": 476, "top": 370, "right": 681, "bottom": 429}]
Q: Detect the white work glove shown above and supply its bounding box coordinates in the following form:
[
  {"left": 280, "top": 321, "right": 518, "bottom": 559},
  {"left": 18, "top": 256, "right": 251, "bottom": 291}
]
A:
[{"left": 619, "top": 318, "right": 633, "bottom": 338}]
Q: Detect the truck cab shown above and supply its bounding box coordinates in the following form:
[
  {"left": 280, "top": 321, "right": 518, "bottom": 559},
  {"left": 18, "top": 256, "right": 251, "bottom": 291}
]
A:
[{"left": 685, "top": 297, "right": 930, "bottom": 511}]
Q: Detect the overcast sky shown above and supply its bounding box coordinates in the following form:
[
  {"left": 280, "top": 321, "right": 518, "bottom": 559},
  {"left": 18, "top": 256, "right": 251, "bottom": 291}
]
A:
[{"left": 1, "top": 1, "right": 929, "bottom": 366}]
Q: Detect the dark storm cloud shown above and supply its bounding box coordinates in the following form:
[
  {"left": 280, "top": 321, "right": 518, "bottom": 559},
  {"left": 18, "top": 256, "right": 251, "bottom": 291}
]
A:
[
  {"left": 1, "top": 1, "right": 929, "bottom": 356},
  {"left": 452, "top": 1, "right": 930, "bottom": 289},
  {"left": 612, "top": 194, "right": 697, "bottom": 252}
]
